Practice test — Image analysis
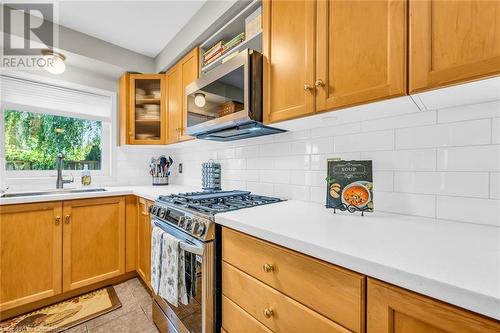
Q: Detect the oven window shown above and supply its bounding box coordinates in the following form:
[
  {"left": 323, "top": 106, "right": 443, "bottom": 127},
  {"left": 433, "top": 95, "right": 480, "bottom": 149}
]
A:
[{"left": 187, "top": 66, "right": 244, "bottom": 127}]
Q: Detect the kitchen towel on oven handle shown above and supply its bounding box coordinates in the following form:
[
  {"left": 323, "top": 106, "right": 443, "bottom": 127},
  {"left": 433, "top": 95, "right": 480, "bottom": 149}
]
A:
[{"left": 158, "top": 230, "right": 189, "bottom": 306}]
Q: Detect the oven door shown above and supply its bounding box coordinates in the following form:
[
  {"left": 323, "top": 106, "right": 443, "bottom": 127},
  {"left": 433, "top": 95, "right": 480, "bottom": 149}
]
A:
[{"left": 152, "top": 218, "right": 214, "bottom": 333}]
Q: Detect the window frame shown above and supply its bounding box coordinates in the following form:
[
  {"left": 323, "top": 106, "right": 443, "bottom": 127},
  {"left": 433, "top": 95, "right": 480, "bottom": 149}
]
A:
[{"left": 0, "top": 72, "right": 117, "bottom": 183}]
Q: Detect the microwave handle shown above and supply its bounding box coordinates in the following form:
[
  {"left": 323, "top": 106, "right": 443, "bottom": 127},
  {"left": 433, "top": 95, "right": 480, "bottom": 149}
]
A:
[{"left": 180, "top": 241, "right": 204, "bottom": 256}]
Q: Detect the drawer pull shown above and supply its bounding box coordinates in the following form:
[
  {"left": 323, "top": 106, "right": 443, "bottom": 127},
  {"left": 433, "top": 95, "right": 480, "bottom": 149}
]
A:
[
  {"left": 55, "top": 216, "right": 61, "bottom": 225},
  {"left": 263, "top": 263, "right": 275, "bottom": 272},
  {"left": 64, "top": 215, "right": 71, "bottom": 224},
  {"left": 263, "top": 308, "right": 274, "bottom": 318}
]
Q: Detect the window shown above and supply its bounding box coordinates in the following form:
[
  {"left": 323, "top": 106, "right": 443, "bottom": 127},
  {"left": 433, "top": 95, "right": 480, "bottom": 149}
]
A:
[
  {"left": 4, "top": 110, "right": 102, "bottom": 171},
  {"left": 1, "top": 74, "right": 115, "bottom": 179}
]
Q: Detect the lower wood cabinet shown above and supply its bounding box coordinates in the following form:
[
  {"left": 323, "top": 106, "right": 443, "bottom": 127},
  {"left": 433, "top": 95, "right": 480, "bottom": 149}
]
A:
[
  {"left": 62, "top": 197, "right": 126, "bottom": 291},
  {"left": 367, "top": 278, "right": 500, "bottom": 333},
  {"left": 0, "top": 196, "right": 126, "bottom": 312},
  {"left": 0, "top": 202, "right": 63, "bottom": 311},
  {"left": 222, "top": 227, "right": 365, "bottom": 333},
  {"left": 136, "top": 197, "right": 153, "bottom": 288}
]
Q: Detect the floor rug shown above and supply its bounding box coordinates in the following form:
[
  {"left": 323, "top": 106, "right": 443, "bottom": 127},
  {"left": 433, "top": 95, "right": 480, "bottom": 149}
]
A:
[{"left": 0, "top": 286, "right": 121, "bottom": 332}]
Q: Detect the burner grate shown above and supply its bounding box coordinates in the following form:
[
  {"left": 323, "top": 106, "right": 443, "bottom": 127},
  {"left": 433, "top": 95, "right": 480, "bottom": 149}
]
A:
[{"left": 157, "top": 191, "right": 283, "bottom": 215}]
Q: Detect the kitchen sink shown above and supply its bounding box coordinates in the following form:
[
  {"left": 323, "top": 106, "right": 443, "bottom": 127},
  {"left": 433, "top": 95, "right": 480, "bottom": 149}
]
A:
[{"left": 0, "top": 188, "right": 107, "bottom": 198}]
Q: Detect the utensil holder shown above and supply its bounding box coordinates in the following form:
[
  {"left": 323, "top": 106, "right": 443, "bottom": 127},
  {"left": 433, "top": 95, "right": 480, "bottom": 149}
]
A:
[{"left": 152, "top": 176, "right": 169, "bottom": 186}]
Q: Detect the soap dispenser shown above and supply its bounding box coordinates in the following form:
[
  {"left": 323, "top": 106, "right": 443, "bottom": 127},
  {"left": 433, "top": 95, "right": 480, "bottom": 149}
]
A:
[{"left": 81, "top": 164, "right": 91, "bottom": 186}]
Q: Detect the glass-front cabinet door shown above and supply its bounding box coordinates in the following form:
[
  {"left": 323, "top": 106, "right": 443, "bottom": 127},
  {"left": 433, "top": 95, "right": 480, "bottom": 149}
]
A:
[{"left": 128, "top": 74, "right": 165, "bottom": 144}]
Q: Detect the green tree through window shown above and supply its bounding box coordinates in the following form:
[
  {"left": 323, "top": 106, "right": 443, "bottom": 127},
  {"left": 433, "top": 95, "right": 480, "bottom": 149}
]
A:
[{"left": 4, "top": 110, "right": 102, "bottom": 171}]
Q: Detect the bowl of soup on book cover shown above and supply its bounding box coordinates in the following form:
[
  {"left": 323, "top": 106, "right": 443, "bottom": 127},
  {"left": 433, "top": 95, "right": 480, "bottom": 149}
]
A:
[{"left": 341, "top": 181, "right": 372, "bottom": 207}]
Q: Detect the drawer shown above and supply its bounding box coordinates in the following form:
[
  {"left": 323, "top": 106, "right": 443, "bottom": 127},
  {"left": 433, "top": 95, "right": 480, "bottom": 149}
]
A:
[
  {"left": 222, "top": 295, "right": 272, "bottom": 333},
  {"left": 222, "top": 261, "right": 351, "bottom": 333},
  {"left": 222, "top": 227, "right": 365, "bottom": 332}
]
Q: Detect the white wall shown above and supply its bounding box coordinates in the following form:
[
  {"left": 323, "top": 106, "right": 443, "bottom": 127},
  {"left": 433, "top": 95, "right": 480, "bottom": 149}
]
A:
[{"left": 168, "top": 100, "right": 500, "bottom": 227}]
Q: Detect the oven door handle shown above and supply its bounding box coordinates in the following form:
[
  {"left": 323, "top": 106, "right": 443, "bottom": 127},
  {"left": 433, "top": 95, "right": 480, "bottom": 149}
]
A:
[{"left": 180, "top": 241, "right": 204, "bottom": 256}]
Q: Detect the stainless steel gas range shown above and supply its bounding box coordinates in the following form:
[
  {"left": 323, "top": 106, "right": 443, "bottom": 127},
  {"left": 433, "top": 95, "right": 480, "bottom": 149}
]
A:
[{"left": 149, "top": 190, "right": 283, "bottom": 333}]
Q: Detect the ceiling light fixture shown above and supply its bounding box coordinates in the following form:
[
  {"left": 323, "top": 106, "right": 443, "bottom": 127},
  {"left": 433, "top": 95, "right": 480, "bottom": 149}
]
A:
[
  {"left": 41, "top": 49, "right": 66, "bottom": 75},
  {"left": 194, "top": 92, "right": 206, "bottom": 107}
]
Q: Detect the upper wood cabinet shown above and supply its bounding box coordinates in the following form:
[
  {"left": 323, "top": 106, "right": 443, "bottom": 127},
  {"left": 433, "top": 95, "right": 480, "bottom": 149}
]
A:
[
  {"left": 410, "top": 0, "right": 500, "bottom": 92},
  {"left": 166, "top": 47, "right": 200, "bottom": 143},
  {"left": 263, "top": 0, "right": 406, "bottom": 123},
  {"left": 119, "top": 73, "right": 166, "bottom": 145},
  {"left": 263, "top": 0, "right": 315, "bottom": 123},
  {"left": 62, "top": 197, "right": 125, "bottom": 291},
  {"left": 0, "top": 202, "right": 63, "bottom": 311},
  {"left": 367, "top": 278, "right": 500, "bottom": 333},
  {"left": 316, "top": 0, "right": 406, "bottom": 112}
]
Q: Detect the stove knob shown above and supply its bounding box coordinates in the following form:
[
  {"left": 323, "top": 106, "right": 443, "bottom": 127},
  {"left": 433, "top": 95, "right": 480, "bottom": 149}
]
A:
[
  {"left": 193, "top": 222, "right": 206, "bottom": 237},
  {"left": 152, "top": 206, "right": 158, "bottom": 215},
  {"left": 185, "top": 217, "right": 193, "bottom": 230},
  {"left": 158, "top": 209, "right": 166, "bottom": 218},
  {"left": 178, "top": 216, "right": 185, "bottom": 227},
  {"left": 148, "top": 205, "right": 154, "bottom": 213}
]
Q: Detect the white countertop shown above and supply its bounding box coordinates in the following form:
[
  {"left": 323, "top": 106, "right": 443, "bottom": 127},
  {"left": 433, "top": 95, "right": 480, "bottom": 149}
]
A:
[
  {"left": 216, "top": 200, "right": 500, "bottom": 320},
  {"left": 0, "top": 185, "right": 197, "bottom": 205},
  {"left": 2, "top": 187, "right": 499, "bottom": 320}
]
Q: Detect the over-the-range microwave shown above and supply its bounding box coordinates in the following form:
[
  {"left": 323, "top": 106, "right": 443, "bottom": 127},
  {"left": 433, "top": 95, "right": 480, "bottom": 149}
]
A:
[{"left": 185, "top": 49, "right": 285, "bottom": 141}]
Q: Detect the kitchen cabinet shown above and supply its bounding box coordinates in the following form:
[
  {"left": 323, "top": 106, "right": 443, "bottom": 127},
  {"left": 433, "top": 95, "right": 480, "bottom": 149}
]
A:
[
  {"left": 367, "top": 278, "right": 500, "bottom": 333},
  {"left": 166, "top": 47, "right": 200, "bottom": 143},
  {"left": 125, "top": 195, "right": 138, "bottom": 272},
  {"left": 119, "top": 73, "right": 166, "bottom": 145},
  {"left": 0, "top": 202, "right": 63, "bottom": 311},
  {"left": 62, "top": 197, "right": 126, "bottom": 291},
  {"left": 315, "top": 0, "right": 406, "bottom": 112},
  {"left": 222, "top": 227, "right": 366, "bottom": 333},
  {"left": 410, "top": 0, "right": 500, "bottom": 93},
  {"left": 263, "top": 0, "right": 406, "bottom": 123},
  {"left": 136, "top": 197, "right": 153, "bottom": 288},
  {"left": 263, "top": 0, "right": 315, "bottom": 123}
]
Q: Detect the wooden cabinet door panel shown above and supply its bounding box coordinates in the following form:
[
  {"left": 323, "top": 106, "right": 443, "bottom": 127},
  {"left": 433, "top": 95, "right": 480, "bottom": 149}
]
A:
[
  {"left": 222, "top": 295, "right": 273, "bottom": 333},
  {"left": 222, "top": 262, "right": 350, "bottom": 333},
  {"left": 316, "top": 0, "right": 406, "bottom": 111},
  {"left": 62, "top": 197, "right": 125, "bottom": 291},
  {"left": 128, "top": 74, "right": 166, "bottom": 145},
  {"left": 410, "top": 0, "right": 500, "bottom": 92},
  {"left": 179, "top": 48, "right": 199, "bottom": 142},
  {"left": 0, "top": 202, "right": 63, "bottom": 311},
  {"left": 137, "top": 198, "right": 152, "bottom": 288},
  {"left": 222, "top": 227, "right": 365, "bottom": 333},
  {"left": 166, "top": 67, "right": 182, "bottom": 144},
  {"left": 263, "top": 0, "right": 316, "bottom": 123},
  {"left": 367, "top": 278, "right": 500, "bottom": 333}
]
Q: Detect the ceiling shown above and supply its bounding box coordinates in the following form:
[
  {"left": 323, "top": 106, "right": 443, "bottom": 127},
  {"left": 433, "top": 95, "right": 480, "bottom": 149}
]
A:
[{"left": 57, "top": 1, "right": 206, "bottom": 58}]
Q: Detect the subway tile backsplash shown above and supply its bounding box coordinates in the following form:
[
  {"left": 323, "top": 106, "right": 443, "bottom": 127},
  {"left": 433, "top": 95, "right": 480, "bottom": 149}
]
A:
[{"left": 169, "top": 100, "right": 500, "bottom": 227}]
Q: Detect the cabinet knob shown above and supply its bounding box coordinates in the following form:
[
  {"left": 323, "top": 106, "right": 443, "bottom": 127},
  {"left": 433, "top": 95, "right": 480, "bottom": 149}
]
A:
[
  {"left": 315, "top": 79, "right": 325, "bottom": 87},
  {"left": 263, "top": 263, "right": 275, "bottom": 273},
  {"left": 304, "top": 83, "right": 313, "bottom": 91},
  {"left": 263, "top": 308, "right": 274, "bottom": 318},
  {"left": 55, "top": 216, "right": 61, "bottom": 225},
  {"left": 64, "top": 215, "right": 71, "bottom": 224}
]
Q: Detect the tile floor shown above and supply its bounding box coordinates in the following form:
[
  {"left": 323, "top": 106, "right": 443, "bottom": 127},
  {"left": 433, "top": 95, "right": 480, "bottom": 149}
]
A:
[{"left": 66, "top": 278, "right": 159, "bottom": 333}]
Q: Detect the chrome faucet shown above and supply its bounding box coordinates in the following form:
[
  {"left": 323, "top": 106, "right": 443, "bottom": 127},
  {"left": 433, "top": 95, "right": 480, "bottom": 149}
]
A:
[{"left": 56, "top": 153, "right": 74, "bottom": 189}]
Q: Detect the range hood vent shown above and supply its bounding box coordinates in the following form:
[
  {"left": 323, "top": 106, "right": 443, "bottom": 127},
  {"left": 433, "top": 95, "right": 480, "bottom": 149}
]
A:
[{"left": 195, "top": 121, "right": 285, "bottom": 142}]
